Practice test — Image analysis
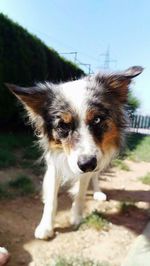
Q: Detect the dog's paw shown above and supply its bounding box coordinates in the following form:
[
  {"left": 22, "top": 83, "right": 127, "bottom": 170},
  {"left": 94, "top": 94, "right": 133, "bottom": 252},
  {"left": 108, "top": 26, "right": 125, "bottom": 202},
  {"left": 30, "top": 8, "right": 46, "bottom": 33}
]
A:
[
  {"left": 93, "top": 191, "right": 107, "bottom": 201},
  {"left": 0, "top": 247, "right": 10, "bottom": 265},
  {"left": 34, "top": 224, "right": 54, "bottom": 240}
]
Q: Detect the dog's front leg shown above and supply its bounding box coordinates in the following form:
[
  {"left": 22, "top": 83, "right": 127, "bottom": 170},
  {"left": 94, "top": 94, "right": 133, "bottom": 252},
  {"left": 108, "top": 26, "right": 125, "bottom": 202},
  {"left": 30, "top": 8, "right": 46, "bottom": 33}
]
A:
[
  {"left": 92, "top": 173, "right": 107, "bottom": 201},
  {"left": 71, "top": 174, "right": 91, "bottom": 226},
  {"left": 35, "top": 163, "right": 60, "bottom": 240}
]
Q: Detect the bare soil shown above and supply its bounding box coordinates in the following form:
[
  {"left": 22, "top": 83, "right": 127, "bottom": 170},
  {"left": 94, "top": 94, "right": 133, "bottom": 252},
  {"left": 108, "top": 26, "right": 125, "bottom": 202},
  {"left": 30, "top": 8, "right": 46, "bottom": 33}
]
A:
[{"left": 0, "top": 160, "right": 150, "bottom": 266}]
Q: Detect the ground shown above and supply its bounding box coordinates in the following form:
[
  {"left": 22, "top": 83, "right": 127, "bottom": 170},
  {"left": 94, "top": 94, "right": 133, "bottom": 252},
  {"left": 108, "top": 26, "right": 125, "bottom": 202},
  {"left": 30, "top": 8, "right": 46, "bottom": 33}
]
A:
[{"left": 0, "top": 133, "right": 150, "bottom": 266}]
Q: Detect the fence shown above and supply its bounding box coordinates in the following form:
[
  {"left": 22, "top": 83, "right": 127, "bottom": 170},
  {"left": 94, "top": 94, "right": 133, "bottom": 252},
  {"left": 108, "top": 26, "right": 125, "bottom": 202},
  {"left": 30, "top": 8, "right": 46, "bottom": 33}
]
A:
[
  {"left": 131, "top": 115, "right": 150, "bottom": 129},
  {"left": 129, "top": 115, "right": 150, "bottom": 135}
]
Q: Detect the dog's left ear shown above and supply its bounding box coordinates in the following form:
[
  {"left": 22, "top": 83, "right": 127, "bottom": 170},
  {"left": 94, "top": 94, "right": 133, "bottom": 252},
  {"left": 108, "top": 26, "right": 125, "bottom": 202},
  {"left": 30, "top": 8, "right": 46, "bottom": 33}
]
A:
[
  {"left": 96, "top": 66, "right": 143, "bottom": 103},
  {"left": 5, "top": 83, "right": 50, "bottom": 115}
]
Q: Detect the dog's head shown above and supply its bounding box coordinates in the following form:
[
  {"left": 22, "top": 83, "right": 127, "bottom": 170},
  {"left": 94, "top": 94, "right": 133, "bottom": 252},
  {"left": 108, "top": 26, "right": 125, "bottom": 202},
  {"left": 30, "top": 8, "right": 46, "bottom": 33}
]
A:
[{"left": 6, "top": 66, "right": 143, "bottom": 174}]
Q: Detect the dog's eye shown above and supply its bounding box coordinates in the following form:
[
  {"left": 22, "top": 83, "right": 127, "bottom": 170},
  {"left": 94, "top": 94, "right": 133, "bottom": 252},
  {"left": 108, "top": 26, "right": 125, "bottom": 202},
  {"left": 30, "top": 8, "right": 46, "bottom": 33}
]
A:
[
  {"left": 58, "top": 121, "right": 70, "bottom": 130},
  {"left": 57, "top": 121, "right": 71, "bottom": 138},
  {"left": 93, "top": 116, "right": 101, "bottom": 125}
]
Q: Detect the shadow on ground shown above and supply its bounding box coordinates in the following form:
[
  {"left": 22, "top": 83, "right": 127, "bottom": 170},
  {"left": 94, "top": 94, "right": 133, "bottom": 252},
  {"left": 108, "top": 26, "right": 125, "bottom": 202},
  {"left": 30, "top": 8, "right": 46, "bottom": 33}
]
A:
[
  {"left": 104, "top": 188, "right": 150, "bottom": 203},
  {"left": 0, "top": 185, "right": 150, "bottom": 265},
  {"left": 101, "top": 187, "right": 150, "bottom": 235}
]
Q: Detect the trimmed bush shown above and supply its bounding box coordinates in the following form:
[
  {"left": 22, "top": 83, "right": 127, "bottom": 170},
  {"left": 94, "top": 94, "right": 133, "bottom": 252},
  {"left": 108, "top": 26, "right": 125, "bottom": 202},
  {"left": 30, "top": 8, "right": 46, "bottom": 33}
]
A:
[{"left": 0, "top": 13, "right": 84, "bottom": 126}]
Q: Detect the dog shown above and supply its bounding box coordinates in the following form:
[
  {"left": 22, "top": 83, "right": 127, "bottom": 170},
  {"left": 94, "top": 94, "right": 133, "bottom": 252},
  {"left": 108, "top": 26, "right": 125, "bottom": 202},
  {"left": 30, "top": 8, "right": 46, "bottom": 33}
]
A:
[{"left": 6, "top": 66, "right": 143, "bottom": 240}]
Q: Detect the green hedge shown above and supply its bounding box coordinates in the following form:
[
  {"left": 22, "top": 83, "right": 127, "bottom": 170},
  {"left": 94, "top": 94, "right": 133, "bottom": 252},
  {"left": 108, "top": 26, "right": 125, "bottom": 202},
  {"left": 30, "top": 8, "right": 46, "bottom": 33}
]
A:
[{"left": 0, "top": 13, "right": 84, "bottom": 126}]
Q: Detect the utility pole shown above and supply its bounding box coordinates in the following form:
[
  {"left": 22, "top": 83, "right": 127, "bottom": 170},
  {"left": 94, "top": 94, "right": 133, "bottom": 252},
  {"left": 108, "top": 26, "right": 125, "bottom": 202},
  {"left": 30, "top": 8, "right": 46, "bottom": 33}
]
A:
[
  {"left": 100, "top": 46, "right": 117, "bottom": 70},
  {"left": 60, "top": 52, "right": 93, "bottom": 74},
  {"left": 77, "top": 62, "right": 92, "bottom": 74}
]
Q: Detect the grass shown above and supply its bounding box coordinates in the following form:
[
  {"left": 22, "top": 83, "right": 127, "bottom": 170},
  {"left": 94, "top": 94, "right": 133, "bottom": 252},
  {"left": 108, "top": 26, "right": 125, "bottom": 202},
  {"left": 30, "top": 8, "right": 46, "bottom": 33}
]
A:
[
  {"left": 0, "top": 174, "right": 35, "bottom": 198},
  {"left": 0, "top": 132, "right": 43, "bottom": 198},
  {"left": 113, "top": 133, "right": 150, "bottom": 167},
  {"left": 0, "top": 133, "right": 33, "bottom": 150},
  {"left": 50, "top": 256, "right": 109, "bottom": 266},
  {"left": 140, "top": 172, "right": 150, "bottom": 185},
  {"left": 0, "top": 185, "right": 10, "bottom": 198},
  {"left": 126, "top": 133, "right": 150, "bottom": 162},
  {"left": 0, "top": 132, "right": 42, "bottom": 169},
  {"left": 23, "top": 145, "right": 42, "bottom": 160},
  {"left": 19, "top": 160, "right": 34, "bottom": 169},
  {"left": 79, "top": 210, "right": 109, "bottom": 231},
  {"left": 112, "top": 159, "right": 130, "bottom": 171},
  {"left": 0, "top": 149, "right": 16, "bottom": 168},
  {"left": 9, "top": 174, "right": 35, "bottom": 195}
]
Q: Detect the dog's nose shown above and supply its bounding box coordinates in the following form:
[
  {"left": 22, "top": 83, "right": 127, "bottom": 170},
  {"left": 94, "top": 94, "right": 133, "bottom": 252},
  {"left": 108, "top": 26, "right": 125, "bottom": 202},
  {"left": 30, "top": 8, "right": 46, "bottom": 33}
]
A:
[{"left": 77, "top": 155, "right": 97, "bottom": 172}]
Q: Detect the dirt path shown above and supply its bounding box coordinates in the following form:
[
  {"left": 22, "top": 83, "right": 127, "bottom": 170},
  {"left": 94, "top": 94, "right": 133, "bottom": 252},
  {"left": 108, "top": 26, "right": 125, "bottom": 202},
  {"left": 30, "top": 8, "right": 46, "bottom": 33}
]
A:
[{"left": 0, "top": 160, "right": 150, "bottom": 266}]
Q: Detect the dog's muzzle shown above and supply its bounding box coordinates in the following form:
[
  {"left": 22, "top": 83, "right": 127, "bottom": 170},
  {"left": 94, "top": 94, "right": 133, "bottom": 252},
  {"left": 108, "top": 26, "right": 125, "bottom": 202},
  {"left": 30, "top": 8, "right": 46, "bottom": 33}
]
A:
[{"left": 77, "top": 155, "right": 97, "bottom": 172}]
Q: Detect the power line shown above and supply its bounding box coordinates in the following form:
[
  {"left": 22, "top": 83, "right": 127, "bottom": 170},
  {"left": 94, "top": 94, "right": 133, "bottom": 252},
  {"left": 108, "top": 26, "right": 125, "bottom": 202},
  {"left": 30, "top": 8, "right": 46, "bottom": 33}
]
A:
[
  {"left": 59, "top": 53, "right": 93, "bottom": 74},
  {"left": 76, "top": 59, "right": 93, "bottom": 74},
  {"left": 24, "top": 25, "right": 101, "bottom": 74},
  {"left": 79, "top": 63, "right": 91, "bottom": 74},
  {"left": 28, "top": 26, "right": 100, "bottom": 63},
  {"left": 60, "top": 52, "right": 78, "bottom": 63}
]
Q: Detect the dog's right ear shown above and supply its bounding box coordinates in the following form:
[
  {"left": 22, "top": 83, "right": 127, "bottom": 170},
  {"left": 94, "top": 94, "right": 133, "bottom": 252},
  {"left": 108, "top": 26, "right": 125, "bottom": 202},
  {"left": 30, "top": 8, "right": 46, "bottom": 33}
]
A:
[
  {"left": 5, "top": 83, "right": 50, "bottom": 115},
  {"left": 95, "top": 66, "right": 143, "bottom": 103}
]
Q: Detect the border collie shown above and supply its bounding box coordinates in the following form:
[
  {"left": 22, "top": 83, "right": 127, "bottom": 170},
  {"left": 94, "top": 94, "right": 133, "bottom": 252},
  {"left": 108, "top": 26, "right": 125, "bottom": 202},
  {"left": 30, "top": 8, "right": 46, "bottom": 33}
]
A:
[{"left": 6, "top": 66, "right": 143, "bottom": 239}]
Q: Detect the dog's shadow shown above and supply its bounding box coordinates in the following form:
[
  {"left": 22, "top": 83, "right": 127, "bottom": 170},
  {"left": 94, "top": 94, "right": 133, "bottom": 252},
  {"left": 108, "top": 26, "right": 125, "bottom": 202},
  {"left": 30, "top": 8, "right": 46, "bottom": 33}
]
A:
[
  {"left": 95, "top": 187, "right": 150, "bottom": 235},
  {"left": 55, "top": 225, "right": 76, "bottom": 234},
  {"left": 57, "top": 185, "right": 150, "bottom": 236}
]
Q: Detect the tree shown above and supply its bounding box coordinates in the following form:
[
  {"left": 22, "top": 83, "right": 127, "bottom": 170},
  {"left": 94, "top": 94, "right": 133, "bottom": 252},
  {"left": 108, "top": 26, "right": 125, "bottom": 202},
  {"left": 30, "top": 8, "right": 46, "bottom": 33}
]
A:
[{"left": 127, "top": 91, "right": 140, "bottom": 117}]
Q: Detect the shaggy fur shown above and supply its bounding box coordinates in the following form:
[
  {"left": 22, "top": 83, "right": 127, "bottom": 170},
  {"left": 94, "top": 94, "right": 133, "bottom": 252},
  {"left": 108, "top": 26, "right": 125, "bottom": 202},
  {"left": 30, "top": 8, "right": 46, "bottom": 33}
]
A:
[{"left": 6, "top": 66, "right": 143, "bottom": 239}]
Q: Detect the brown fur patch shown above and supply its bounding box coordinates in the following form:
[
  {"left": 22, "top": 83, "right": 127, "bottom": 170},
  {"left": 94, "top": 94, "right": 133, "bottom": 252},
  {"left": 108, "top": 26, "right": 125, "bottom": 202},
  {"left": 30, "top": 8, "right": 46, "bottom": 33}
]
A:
[
  {"left": 62, "top": 142, "right": 72, "bottom": 154},
  {"left": 49, "top": 112, "right": 74, "bottom": 152},
  {"left": 49, "top": 138, "right": 63, "bottom": 151},
  {"left": 61, "top": 134, "right": 78, "bottom": 155},
  {"left": 107, "top": 77, "right": 131, "bottom": 103},
  {"left": 85, "top": 109, "right": 99, "bottom": 124},
  {"left": 18, "top": 94, "right": 46, "bottom": 115},
  {"left": 99, "top": 120, "right": 120, "bottom": 153},
  {"left": 62, "top": 134, "right": 79, "bottom": 155},
  {"left": 49, "top": 139, "right": 73, "bottom": 154},
  {"left": 60, "top": 112, "right": 73, "bottom": 124}
]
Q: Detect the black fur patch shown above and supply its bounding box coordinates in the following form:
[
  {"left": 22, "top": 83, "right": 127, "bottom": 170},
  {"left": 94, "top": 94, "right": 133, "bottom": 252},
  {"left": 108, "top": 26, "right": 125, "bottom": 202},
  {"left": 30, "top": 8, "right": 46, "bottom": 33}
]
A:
[
  {"left": 42, "top": 89, "right": 78, "bottom": 141},
  {"left": 86, "top": 79, "right": 127, "bottom": 131}
]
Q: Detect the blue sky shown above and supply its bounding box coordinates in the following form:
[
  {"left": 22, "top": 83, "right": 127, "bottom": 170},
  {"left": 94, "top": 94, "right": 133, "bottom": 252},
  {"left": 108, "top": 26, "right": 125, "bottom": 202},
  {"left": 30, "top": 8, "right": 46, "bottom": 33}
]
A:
[{"left": 0, "top": 0, "right": 150, "bottom": 114}]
